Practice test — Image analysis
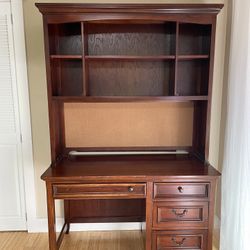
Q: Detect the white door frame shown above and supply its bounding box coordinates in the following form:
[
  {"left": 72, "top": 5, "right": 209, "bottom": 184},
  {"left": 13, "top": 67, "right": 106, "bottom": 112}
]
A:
[{"left": 10, "top": 0, "right": 36, "bottom": 232}]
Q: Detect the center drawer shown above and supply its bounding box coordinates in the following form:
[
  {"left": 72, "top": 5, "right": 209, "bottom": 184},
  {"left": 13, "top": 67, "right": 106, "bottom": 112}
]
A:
[{"left": 53, "top": 183, "right": 146, "bottom": 199}]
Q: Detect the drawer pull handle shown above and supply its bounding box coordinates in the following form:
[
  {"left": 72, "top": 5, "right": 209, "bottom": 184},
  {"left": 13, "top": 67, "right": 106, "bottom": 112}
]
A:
[
  {"left": 128, "top": 186, "right": 134, "bottom": 192},
  {"left": 178, "top": 186, "right": 184, "bottom": 193},
  {"left": 171, "top": 237, "right": 186, "bottom": 246},
  {"left": 172, "top": 209, "right": 188, "bottom": 218}
]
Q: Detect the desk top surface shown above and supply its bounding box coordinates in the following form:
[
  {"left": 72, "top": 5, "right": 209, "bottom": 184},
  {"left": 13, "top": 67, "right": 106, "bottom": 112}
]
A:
[{"left": 41, "top": 155, "right": 220, "bottom": 182}]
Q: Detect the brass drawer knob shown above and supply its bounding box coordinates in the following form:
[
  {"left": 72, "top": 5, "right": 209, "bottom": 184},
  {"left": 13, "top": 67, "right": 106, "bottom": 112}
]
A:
[
  {"left": 171, "top": 237, "right": 186, "bottom": 246},
  {"left": 172, "top": 209, "right": 188, "bottom": 218},
  {"left": 128, "top": 186, "right": 134, "bottom": 192}
]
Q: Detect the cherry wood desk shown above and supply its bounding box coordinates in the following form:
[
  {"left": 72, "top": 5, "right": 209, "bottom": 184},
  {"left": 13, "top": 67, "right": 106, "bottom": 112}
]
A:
[
  {"left": 35, "top": 4, "right": 223, "bottom": 249},
  {"left": 42, "top": 155, "right": 220, "bottom": 250}
]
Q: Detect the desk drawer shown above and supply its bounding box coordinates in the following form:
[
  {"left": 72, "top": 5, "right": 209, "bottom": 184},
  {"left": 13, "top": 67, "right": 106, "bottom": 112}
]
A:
[
  {"left": 53, "top": 183, "right": 146, "bottom": 199},
  {"left": 154, "top": 183, "right": 209, "bottom": 199},
  {"left": 153, "top": 230, "right": 207, "bottom": 250},
  {"left": 153, "top": 201, "right": 208, "bottom": 229}
]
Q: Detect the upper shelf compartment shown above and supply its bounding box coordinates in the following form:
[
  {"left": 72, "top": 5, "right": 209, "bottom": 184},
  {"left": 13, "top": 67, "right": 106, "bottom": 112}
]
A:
[
  {"left": 48, "top": 22, "right": 82, "bottom": 55},
  {"left": 46, "top": 18, "right": 214, "bottom": 100},
  {"left": 178, "top": 23, "right": 211, "bottom": 56},
  {"left": 86, "top": 22, "right": 176, "bottom": 56}
]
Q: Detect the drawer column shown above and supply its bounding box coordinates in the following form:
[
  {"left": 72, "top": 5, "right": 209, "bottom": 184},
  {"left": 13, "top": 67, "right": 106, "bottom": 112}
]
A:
[{"left": 152, "top": 181, "right": 210, "bottom": 250}]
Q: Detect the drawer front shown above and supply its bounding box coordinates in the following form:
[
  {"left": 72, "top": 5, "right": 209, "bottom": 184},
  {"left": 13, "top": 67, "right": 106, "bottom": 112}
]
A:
[
  {"left": 53, "top": 183, "right": 146, "bottom": 199},
  {"left": 153, "top": 201, "right": 208, "bottom": 229},
  {"left": 153, "top": 230, "right": 207, "bottom": 250},
  {"left": 154, "top": 183, "right": 209, "bottom": 199}
]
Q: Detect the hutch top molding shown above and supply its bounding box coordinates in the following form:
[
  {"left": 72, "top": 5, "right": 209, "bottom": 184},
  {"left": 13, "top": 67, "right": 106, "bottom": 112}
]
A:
[
  {"left": 36, "top": 4, "right": 223, "bottom": 24},
  {"left": 36, "top": 3, "right": 223, "bottom": 14}
]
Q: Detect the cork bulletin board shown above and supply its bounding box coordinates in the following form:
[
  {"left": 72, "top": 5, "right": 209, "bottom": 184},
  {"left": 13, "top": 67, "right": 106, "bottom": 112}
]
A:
[{"left": 64, "top": 102, "right": 194, "bottom": 148}]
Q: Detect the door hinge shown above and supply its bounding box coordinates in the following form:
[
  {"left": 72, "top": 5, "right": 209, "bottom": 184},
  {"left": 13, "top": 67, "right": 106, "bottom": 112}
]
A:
[
  {"left": 10, "top": 14, "right": 13, "bottom": 25},
  {"left": 20, "top": 134, "right": 23, "bottom": 143}
]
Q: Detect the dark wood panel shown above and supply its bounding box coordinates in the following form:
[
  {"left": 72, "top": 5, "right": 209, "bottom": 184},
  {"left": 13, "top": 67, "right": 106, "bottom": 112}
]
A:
[
  {"left": 179, "top": 23, "right": 211, "bottom": 55},
  {"left": 177, "top": 59, "right": 209, "bottom": 96},
  {"left": 88, "top": 61, "right": 174, "bottom": 96},
  {"left": 51, "top": 59, "right": 83, "bottom": 96},
  {"left": 87, "top": 23, "right": 176, "bottom": 56},
  {"left": 50, "top": 101, "right": 64, "bottom": 162},
  {"left": 48, "top": 23, "right": 82, "bottom": 55},
  {"left": 67, "top": 199, "right": 146, "bottom": 223},
  {"left": 192, "top": 101, "right": 208, "bottom": 160}
]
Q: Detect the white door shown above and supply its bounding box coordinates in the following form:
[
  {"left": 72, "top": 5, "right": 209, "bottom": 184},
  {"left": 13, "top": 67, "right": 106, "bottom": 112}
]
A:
[{"left": 0, "top": 2, "right": 26, "bottom": 230}]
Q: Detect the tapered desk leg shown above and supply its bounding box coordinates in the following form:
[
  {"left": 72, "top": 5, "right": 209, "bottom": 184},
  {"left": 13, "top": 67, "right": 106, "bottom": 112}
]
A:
[
  {"left": 146, "top": 182, "right": 153, "bottom": 250},
  {"left": 46, "top": 181, "right": 57, "bottom": 250}
]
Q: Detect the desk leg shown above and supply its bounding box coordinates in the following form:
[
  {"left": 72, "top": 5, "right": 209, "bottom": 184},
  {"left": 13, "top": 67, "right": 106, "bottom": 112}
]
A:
[
  {"left": 146, "top": 182, "right": 153, "bottom": 250},
  {"left": 46, "top": 182, "right": 57, "bottom": 250},
  {"left": 64, "top": 200, "right": 70, "bottom": 234}
]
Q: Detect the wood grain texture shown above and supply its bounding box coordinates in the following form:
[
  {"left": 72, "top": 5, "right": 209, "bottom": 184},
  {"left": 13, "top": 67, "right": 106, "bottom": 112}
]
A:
[
  {"left": 88, "top": 61, "right": 174, "bottom": 96},
  {"left": 179, "top": 23, "right": 211, "bottom": 55},
  {"left": 59, "top": 59, "right": 83, "bottom": 96},
  {"left": 177, "top": 60, "right": 209, "bottom": 96},
  {"left": 0, "top": 231, "right": 221, "bottom": 250},
  {"left": 87, "top": 23, "right": 175, "bottom": 56},
  {"left": 48, "top": 23, "right": 82, "bottom": 55},
  {"left": 0, "top": 231, "right": 145, "bottom": 250},
  {"left": 67, "top": 199, "right": 146, "bottom": 223},
  {"left": 63, "top": 102, "right": 194, "bottom": 148},
  {"left": 53, "top": 183, "right": 146, "bottom": 199},
  {"left": 41, "top": 155, "right": 221, "bottom": 182}
]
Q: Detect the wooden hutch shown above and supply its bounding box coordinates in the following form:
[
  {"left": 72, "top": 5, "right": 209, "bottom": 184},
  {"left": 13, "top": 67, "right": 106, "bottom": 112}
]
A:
[{"left": 36, "top": 3, "right": 223, "bottom": 250}]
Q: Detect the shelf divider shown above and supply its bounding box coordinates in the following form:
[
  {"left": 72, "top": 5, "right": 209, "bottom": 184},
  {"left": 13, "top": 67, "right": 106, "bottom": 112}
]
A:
[
  {"left": 174, "top": 22, "right": 180, "bottom": 96},
  {"left": 81, "top": 22, "right": 88, "bottom": 96}
]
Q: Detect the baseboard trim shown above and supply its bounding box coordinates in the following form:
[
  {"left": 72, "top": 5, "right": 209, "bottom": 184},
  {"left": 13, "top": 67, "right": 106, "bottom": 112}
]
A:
[
  {"left": 28, "top": 218, "right": 143, "bottom": 233},
  {"left": 0, "top": 217, "right": 27, "bottom": 231}
]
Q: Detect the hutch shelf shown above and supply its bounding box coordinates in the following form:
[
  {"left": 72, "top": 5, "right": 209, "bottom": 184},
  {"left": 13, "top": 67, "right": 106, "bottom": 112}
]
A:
[{"left": 36, "top": 3, "right": 223, "bottom": 250}]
